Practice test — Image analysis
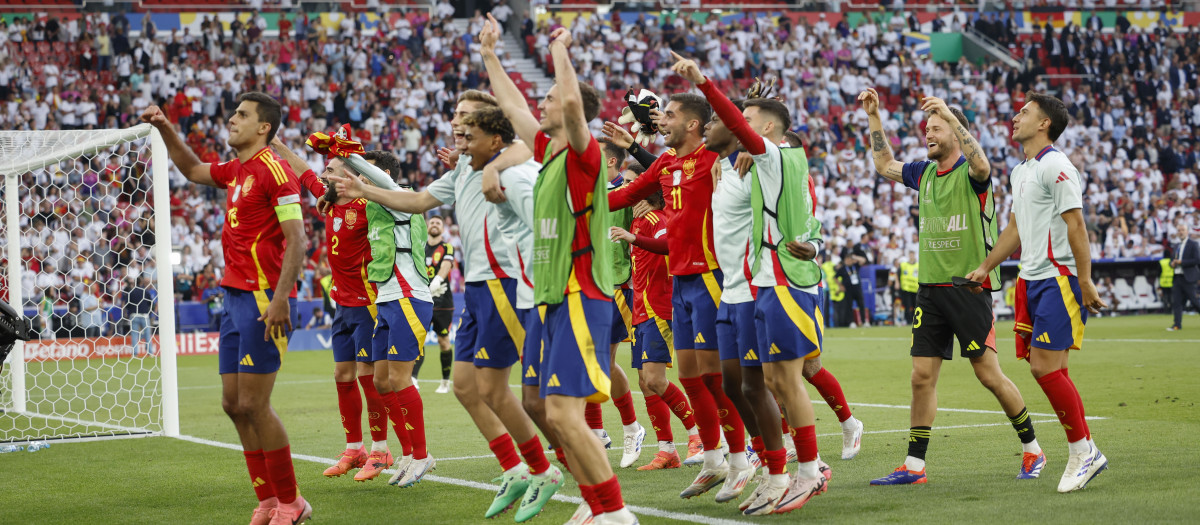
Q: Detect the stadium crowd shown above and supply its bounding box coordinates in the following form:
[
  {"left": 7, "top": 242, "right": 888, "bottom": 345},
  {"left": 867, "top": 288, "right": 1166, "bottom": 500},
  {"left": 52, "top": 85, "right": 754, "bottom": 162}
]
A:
[{"left": 3, "top": 7, "right": 1200, "bottom": 335}]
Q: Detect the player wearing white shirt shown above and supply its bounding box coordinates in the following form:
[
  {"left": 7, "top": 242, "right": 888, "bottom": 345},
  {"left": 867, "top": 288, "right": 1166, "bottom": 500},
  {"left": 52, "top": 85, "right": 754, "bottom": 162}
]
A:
[
  {"left": 681, "top": 53, "right": 862, "bottom": 516},
  {"left": 331, "top": 91, "right": 557, "bottom": 515},
  {"left": 967, "top": 92, "right": 1109, "bottom": 494}
]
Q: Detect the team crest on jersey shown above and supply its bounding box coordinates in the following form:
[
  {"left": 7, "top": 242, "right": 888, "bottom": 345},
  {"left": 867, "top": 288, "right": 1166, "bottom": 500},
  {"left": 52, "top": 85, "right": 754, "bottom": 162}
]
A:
[
  {"left": 333, "top": 217, "right": 343, "bottom": 232},
  {"left": 682, "top": 158, "right": 696, "bottom": 179},
  {"left": 345, "top": 209, "right": 358, "bottom": 228},
  {"left": 242, "top": 175, "right": 255, "bottom": 197},
  {"left": 672, "top": 170, "right": 682, "bottom": 186}
]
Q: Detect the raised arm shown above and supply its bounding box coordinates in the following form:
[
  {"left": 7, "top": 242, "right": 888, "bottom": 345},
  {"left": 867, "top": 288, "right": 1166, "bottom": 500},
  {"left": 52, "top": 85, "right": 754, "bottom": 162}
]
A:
[
  {"left": 479, "top": 14, "right": 540, "bottom": 146},
  {"left": 859, "top": 89, "right": 904, "bottom": 182},
  {"left": 922, "top": 96, "right": 990, "bottom": 182},
  {"left": 673, "top": 51, "right": 767, "bottom": 155},
  {"left": 141, "top": 105, "right": 216, "bottom": 187},
  {"left": 548, "top": 28, "right": 591, "bottom": 155},
  {"left": 602, "top": 122, "right": 659, "bottom": 167},
  {"left": 272, "top": 137, "right": 325, "bottom": 196},
  {"left": 608, "top": 167, "right": 662, "bottom": 210}
]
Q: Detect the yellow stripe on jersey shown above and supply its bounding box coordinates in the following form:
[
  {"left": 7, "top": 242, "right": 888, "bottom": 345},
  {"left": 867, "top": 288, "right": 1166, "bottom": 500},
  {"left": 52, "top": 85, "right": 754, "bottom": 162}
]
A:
[
  {"left": 259, "top": 151, "right": 289, "bottom": 186},
  {"left": 775, "top": 286, "right": 822, "bottom": 358},
  {"left": 251, "top": 232, "right": 270, "bottom": 290},
  {"left": 398, "top": 298, "right": 429, "bottom": 358},
  {"left": 701, "top": 208, "right": 719, "bottom": 270},
  {"left": 487, "top": 279, "right": 526, "bottom": 352},
  {"left": 568, "top": 292, "right": 610, "bottom": 403}
]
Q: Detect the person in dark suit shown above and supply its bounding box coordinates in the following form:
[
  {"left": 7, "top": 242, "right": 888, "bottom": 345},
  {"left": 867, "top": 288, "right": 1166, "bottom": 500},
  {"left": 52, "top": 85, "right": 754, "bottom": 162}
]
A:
[{"left": 1168, "top": 223, "right": 1200, "bottom": 331}]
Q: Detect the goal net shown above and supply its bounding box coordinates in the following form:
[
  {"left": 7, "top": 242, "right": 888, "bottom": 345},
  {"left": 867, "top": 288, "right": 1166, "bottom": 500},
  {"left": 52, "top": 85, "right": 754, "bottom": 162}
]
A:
[{"left": 0, "top": 124, "right": 179, "bottom": 443}]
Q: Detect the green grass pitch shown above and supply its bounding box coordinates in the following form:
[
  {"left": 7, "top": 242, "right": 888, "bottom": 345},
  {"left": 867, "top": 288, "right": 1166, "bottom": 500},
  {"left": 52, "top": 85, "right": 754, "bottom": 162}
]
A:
[{"left": 2, "top": 314, "right": 1199, "bottom": 523}]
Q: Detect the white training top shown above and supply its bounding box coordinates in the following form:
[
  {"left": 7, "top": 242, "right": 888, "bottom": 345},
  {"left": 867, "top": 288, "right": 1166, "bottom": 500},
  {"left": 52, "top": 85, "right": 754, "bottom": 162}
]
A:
[
  {"left": 749, "top": 141, "right": 820, "bottom": 293},
  {"left": 426, "top": 154, "right": 521, "bottom": 283},
  {"left": 1009, "top": 146, "right": 1084, "bottom": 281},
  {"left": 493, "top": 159, "right": 540, "bottom": 309},
  {"left": 346, "top": 154, "right": 432, "bottom": 304},
  {"left": 712, "top": 156, "right": 754, "bottom": 304}
]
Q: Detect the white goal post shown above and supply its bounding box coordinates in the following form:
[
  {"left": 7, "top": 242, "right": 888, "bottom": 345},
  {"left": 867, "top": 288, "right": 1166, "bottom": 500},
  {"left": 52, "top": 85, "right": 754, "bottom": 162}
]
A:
[{"left": 0, "top": 123, "right": 179, "bottom": 442}]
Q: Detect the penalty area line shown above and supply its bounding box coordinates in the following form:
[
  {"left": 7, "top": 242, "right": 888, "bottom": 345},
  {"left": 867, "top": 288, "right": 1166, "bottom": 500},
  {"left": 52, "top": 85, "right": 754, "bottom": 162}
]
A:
[{"left": 174, "top": 434, "right": 754, "bottom": 525}]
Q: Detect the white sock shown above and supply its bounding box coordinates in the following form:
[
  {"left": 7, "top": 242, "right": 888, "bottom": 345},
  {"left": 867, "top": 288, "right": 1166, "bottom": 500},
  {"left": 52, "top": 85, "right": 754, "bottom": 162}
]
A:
[
  {"left": 797, "top": 460, "right": 819, "bottom": 479},
  {"left": 703, "top": 449, "right": 724, "bottom": 469},
  {"left": 370, "top": 441, "right": 389, "bottom": 453},
  {"left": 840, "top": 416, "right": 859, "bottom": 432},
  {"left": 1022, "top": 439, "right": 1041, "bottom": 454},
  {"left": 1087, "top": 438, "right": 1098, "bottom": 452},
  {"left": 686, "top": 426, "right": 699, "bottom": 437},
  {"left": 729, "top": 450, "right": 749, "bottom": 470},
  {"left": 623, "top": 422, "right": 641, "bottom": 436},
  {"left": 1067, "top": 438, "right": 1090, "bottom": 456},
  {"left": 768, "top": 473, "right": 789, "bottom": 488},
  {"left": 346, "top": 442, "right": 363, "bottom": 450},
  {"left": 592, "top": 428, "right": 607, "bottom": 439},
  {"left": 504, "top": 464, "right": 525, "bottom": 476},
  {"left": 660, "top": 441, "right": 676, "bottom": 453},
  {"left": 903, "top": 455, "right": 926, "bottom": 472}
]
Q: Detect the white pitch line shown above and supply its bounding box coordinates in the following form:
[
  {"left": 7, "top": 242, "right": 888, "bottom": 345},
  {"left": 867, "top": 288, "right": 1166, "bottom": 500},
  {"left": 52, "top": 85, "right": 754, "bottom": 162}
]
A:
[
  {"left": 174, "top": 434, "right": 753, "bottom": 525},
  {"left": 837, "top": 336, "right": 1200, "bottom": 344},
  {"left": 845, "top": 402, "right": 1108, "bottom": 420}
]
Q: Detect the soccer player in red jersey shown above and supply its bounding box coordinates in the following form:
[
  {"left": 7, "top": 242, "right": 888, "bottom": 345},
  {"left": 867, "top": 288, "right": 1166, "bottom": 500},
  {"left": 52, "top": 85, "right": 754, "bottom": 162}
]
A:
[
  {"left": 142, "top": 93, "right": 312, "bottom": 524},
  {"left": 607, "top": 87, "right": 747, "bottom": 500},
  {"left": 482, "top": 16, "right": 636, "bottom": 525},
  {"left": 272, "top": 141, "right": 402, "bottom": 482}
]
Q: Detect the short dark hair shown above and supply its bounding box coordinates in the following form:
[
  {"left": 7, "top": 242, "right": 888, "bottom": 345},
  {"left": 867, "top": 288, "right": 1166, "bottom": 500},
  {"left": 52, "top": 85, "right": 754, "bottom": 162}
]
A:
[
  {"left": 461, "top": 106, "right": 515, "bottom": 144},
  {"left": 602, "top": 139, "right": 627, "bottom": 167},
  {"left": 362, "top": 150, "right": 402, "bottom": 182},
  {"left": 237, "top": 91, "right": 281, "bottom": 143},
  {"left": 669, "top": 93, "right": 712, "bottom": 133},
  {"left": 458, "top": 89, "right": 499, "bottom": 107},
  {"left": 947, "top": 107, "right": 970, "bottom": 129},
  {"left": 1026, "top": 91, "right": 1069, "bottom": 141},
  {"left": 644, "top": 189, "right": 665, "bottom": 210},
  {"left": 579, "top": 83, "right": 601, "bottom": 122},
  {"left": 743, "top": 98, "right": 791, "bottom": 131},
  {"left": 783, "top": 131, "right": 803, "bottom": 148},
  {"left": 626, "top": 160, "right": 645, "bottom": 175}
]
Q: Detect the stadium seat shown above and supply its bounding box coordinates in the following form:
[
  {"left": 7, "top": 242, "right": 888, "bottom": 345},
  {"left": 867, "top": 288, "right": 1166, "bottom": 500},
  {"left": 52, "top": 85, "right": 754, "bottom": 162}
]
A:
[
  {"left": 1113, "top": 278, "right": 1137, "bottom": 311},
  {"left": 1133, "top": 275, "right": 1162, "bottom": 310}
]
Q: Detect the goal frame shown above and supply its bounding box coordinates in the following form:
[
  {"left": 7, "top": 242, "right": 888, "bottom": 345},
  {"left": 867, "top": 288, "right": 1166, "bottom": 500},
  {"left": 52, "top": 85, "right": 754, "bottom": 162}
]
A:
[{"left": 1, "top": 123, "right": 179, "bottom": 440}]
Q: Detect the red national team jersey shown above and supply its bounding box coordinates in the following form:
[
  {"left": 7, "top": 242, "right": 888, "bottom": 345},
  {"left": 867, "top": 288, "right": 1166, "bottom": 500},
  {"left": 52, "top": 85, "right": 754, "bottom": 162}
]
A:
[
  {"left": 533, "top": 132, "right": 607, "bottom": 301},
  {"left": 630, "top": 211, "right": 672, "bottom": 325},
  {"left": 609, "top": 145, "right": 720, "bottom": 277},
  {"left": 299, "top": 169, "right": 376, "bottom": 307},
  {"left": 210, "top": 147, "right": 302, "bottom": 295}
]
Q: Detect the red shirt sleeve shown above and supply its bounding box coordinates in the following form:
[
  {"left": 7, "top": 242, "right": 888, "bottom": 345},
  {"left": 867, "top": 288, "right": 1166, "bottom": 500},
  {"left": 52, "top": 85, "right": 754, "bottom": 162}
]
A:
[
  {"left": 262, "top": 159, "right": 302, "bottom": 208},
  {"left": 632, "top": 233, "right": 669, "bottom": 255},
  {"left": 698, "top": 78, "right": 765, "bottom": 155},
  {"left": 210, "top": 160, "right": 237, "bottom": 187},
  {"left": 533, "top": 132, "right": 551, "bottom": 163},
  {"left": 608, "top": 158, "right": 663, "bottom": 210},
  {"left": 298, "top": 169, "right": 325, "bottom": 197}
]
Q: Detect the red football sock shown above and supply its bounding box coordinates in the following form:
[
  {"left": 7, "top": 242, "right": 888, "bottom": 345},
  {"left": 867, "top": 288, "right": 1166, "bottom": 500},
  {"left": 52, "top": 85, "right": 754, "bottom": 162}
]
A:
[
  {"left": 357, "top": 375, "right": 389, "bottom": 444},
  {"left": 519, "top": 436, "right": 551, "bottom": 475},
  {"left": 790, "top": 425, "right": 818, "bottom": 464},
  {"left": 762, "top": 448, "right": 787, "bottom": 475},
  {"left": 806, "top": 368, "right": 852, "bottom": 422},
  {"left": 1062, "top": 368, "right": 1091, "bottom": 439},
  {"left": 612, "top": 391, "right": 638, "bottom": 426},
  {"left": 585, "top": 402, "right": 604, "bottom": 430},
  {"left": 335, "top": 381, "right": 363, "bottom": 444},
  {"left": 263, "top": 446, "right": 297, "bottom": 504},
  {"left": 380, "top": 390, "right": 413, "bottom": 456},
  {"left": 578, "top": 483, "right": 604, "bottom": 516},
  {"left": 702, "top": 372, "right": 746, "bottom": 453},
  {"left": 554, "top": 447, "right": 570, "bottom": 473},
  {"left": 644, "top": 394, "right": 674, "bottom": 442},
  {"left": 396, "top": 386, "right": 427, "bottom": 459},
  {"left": 680, "top": 376, "right": 720, "bottom": 449},
  {"left": 243, "top": 449, "right": 275, "bottom": 501},
  {"left": 489, "top": 434, "right": 522, "bottom": 472},
  {"left": 662, "top": 382, "right": 696, "bottom": 430},
  {"left": 1037, "top": 369, "right": 1088, "bottom": 442},
  {"left": 751, "top": 435, "right": 765, "bottom": 455},
  {"left": 593, "top": 475, "right": 625, "bottom": 513}
]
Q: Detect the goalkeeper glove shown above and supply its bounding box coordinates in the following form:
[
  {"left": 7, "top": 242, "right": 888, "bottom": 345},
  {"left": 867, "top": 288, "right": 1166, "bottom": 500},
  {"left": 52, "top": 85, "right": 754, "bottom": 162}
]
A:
[{"left": 428, "top": 276, "right": 448, "bottom": 297}]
